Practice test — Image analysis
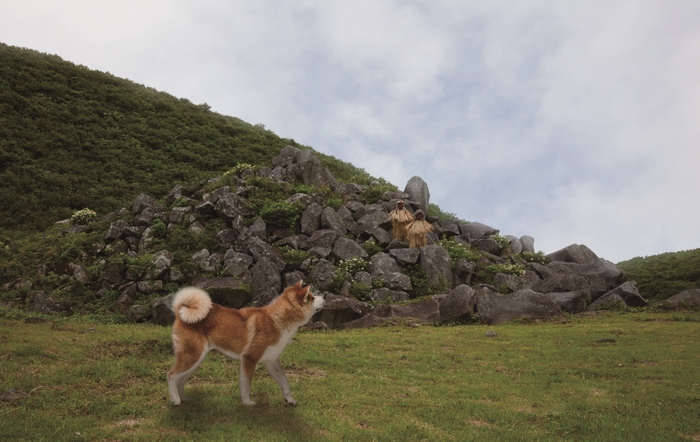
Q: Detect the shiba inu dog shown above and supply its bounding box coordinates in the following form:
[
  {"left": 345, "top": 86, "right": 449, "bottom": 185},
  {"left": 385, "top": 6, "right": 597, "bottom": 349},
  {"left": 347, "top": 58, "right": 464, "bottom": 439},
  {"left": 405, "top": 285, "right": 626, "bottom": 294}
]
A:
[{"left": 167, "top": 281, "right": 325, "bottom": 406}]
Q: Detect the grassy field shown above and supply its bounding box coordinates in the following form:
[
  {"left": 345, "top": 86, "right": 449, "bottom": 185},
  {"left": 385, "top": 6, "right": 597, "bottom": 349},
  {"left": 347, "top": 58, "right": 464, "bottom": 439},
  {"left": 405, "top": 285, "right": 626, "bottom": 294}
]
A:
[{"left": 1, "top": 310, "right": 699, "bottom": 441}]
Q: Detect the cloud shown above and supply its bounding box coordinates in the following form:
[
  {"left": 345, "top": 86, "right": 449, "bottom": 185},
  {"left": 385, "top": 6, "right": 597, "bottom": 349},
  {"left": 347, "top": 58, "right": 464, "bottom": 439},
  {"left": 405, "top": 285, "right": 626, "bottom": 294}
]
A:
[{"left": 1, "top": 0, "right": 700, "bottom": 262}]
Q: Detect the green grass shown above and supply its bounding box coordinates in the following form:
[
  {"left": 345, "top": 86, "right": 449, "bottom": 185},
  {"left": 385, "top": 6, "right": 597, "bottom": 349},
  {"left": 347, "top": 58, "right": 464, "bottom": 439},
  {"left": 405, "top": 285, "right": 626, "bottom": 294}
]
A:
[
  {"left": 618, "top": 248, "right": 700, "bottom": 302},
  {"left": 1, "top": 310, "right": 699, "bottom": 441}
]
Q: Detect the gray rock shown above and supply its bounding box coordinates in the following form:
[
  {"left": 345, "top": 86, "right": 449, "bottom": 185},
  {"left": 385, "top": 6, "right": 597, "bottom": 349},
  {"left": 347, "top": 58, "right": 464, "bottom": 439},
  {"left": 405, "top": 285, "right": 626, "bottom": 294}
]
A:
[
  {"left": 369, "top": 288, "right": 410, "bottom": 303},
  {"left": 520, "top": 235, "right": 535, "bottom": 253},
  {"left": 420, "top": 245, "right": 453, "bottom": 291},
  {"left": 296, "top": 150, "right": 338, "bottom": 188},
  {"left": 586, "top": 293, "right": 627, "bottom": 311},
  {"left": 439, "top": 284, "right": 476, "bottom": 322},
  {"left": 658, "top": 288, "right": 700, "bottom": 309},
  {"left": 546, "top": 244, "right": 600, "bottom": 265},
  {"left": 272, "top": 146, "right": 301, "bottom": 167},
  {"left": 535, "top": 259, "right": 627, "bottom": 301},
  {"left": 152, "top": 293, "right": 176, "bottom": 326},
  {"left": 105, "top": 220, "right": 128, "bottom": 241},
  {"left": 369, "top": 253, "right": 402, "bottom": 276},
  {"left": 195, "top": 277, "right": 252, "bottom": 308},
  {"left": 222, "top": 250, "right": 254, "bottom": 277},
  {"left": 300, "top": 202, "right": 323, "bottom": 235},
  {"left": 473, "top": 239, "right": 502, "bottom": 255},
  {"left": 301, "top": 229, "right": 339, "bottom": 250},
  {"left": 216, "top": 229, "right": 238, "bottom": 247},
  {"left": 542, "top": 291, "right": 591, "bottom": 313},
  {"left": 102, "top": 263, "right": 124, "bottom": 285},
  {"left": 165, "top": 184, "right": 184, "bottom": 206},
  {"left": 403, "top": 176, "right": 430, "bottom": 213},
  {"left": 389, "top": 248, "right": 421, "bottom": 266},
  {"left": 312, "top": 294, "right": 374, "bottom": 329},
  {"left": 382, "top": 272, "right": 413, "bottom": 291},
  {"left": 357, "top": 211, "right": 392, "bottom": 232},
  {"left": 169, "top": 206, "right": 192, "bottom": 224},
  {"left": 321, "top": 206, "right": 347, "bottom": 235},
  {"left": 476, "top": 288, "right": 566, "bottom": 325},
  {"left": 131, "top": 193, "right": 161, "bottom": 214},
  {"left": 250, "top": 257, "right": 282, "bottom": 306},
  {"left": 493, "top": 271, "right": 541, "bottom": 294},
  {"left": 505, "top": 235, "right": 523, "bottom": 255},
  {"left": 283, "top": 271, "right": 307, "bottom": 287},
  {"left": 453, "top": 258, "right": 476, "bottom": 287},
  {"left": 354, "top": 271, "right": 372, "bottom": 286},
  {"left": 148, "top": 250, "right": 173, "bottom": 280},
  {"left": 332, "top": 237, "right": 369, "bottom": 261},
  {"left": 127, "top": 305, "right": 151, "bottom": 323},
  {"left": 248, "top": 237, "right": 286, "bottom": 272},
  {"left": 137, "top": 280, "right": 163, "bottom": 294},
  {"left": 460, "top": 222, "right": 499, "bottom": 240},
  {"left": 339, "top": 298, "right": 440, "bottom": 329},
  {"left": 369, "top": 227, "right": 394, "bottom": 247},
  {"left": 309, "top": 259, "right": 337, "bottom": 292},
  {"left": 591, "top": 281, "right": 647, "bottom": 308},
  {"left": 70, "top": 264, "right": 90, "bottom": 285}
]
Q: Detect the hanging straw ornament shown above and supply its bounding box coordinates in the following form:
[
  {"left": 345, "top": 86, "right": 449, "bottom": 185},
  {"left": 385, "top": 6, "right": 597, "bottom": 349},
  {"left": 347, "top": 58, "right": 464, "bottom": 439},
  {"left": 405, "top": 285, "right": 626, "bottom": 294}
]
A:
[
  {"left": 406, "top": 210, "right": 433, "bottom": 248},
  {"left": 389, "top": 200, "right": 414, "bottom": 241}
]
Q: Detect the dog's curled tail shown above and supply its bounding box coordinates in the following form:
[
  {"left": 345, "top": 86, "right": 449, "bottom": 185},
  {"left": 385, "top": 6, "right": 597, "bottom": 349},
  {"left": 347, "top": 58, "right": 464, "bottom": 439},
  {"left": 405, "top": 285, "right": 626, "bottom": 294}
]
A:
[{"left": 172, "top": 287, "right": 213, "bottom": 324}]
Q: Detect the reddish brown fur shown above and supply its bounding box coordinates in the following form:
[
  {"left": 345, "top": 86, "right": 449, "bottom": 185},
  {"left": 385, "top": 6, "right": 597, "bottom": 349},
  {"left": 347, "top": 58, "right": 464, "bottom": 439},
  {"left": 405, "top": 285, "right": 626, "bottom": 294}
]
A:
[{"left": 167, "top": 282, "right": 324, "bottom": 406}]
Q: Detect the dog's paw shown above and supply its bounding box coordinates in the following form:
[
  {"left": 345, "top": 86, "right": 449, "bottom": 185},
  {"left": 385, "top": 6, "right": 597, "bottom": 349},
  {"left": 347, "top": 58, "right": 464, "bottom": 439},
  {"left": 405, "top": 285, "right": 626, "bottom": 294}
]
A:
[
  {"left": 285, "top": 398, "right": 297, "bottom": 407},
  {"left": 242, "top": 399, "right": 257, "bottom": 406}
]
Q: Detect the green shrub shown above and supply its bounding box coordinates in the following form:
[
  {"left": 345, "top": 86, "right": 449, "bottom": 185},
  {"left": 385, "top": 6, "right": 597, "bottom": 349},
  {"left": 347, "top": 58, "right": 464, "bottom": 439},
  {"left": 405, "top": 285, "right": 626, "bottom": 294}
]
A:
[
  {"left": 276, "top": 246, "right": 309, "bottom": 271},
  {"left": 332, "top": 268, "right": 349, "bottom": 293},
  {"left": 521, "top": 251, "right": 549, "bottom": 265},
  {"left": 338, "top": 257, "right": 369, "bottom": 276},
  {"left": 360, "top": 183, "right": 397, "bottom": 204},
  {"left": 350, "top": 281, "right": 371, "bottom": 302},
  {"left": 491, "top": 234, "right": 511, "bottom": 251},
  {"left": 151, "top": 219, "right": 167, "bottom": 238},
  {"left": 436, "top": 236, "right": 479, "bottom": 266},
  {"left": 362, "top": 241, "right": 383, "bottom": 257},
  {"left": 479, "top": 263, "right": 526, "bottom": 284},
  {"left": 259, "top": 201, "right": 303, "bottom": 232},
  {"left": 403, "top": 264, "right": 433, "bottom": 297},
  {"left": 70, "top": 208, "right": 98, "bottom": 225}
]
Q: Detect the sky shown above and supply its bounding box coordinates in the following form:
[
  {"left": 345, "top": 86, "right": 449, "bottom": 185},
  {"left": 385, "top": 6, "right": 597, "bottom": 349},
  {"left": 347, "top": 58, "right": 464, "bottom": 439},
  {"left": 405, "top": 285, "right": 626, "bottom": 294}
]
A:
[{"left": 2, "top": 0, "right": 699, "bottom": 263}]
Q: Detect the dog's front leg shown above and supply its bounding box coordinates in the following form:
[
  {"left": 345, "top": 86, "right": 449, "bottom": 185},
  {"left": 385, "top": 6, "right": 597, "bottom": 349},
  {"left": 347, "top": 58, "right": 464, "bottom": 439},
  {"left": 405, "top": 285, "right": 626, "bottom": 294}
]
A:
[
  {"left": 239, "top": 356, "right": 257, "bottom": 406},
  {"left": 264, "top": 359, "right": 296, "bottom": 406}
]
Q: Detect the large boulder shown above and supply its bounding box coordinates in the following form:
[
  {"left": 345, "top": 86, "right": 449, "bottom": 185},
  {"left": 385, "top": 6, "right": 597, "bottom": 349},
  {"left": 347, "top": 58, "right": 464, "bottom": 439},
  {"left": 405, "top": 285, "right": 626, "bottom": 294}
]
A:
[
  {"left": 439, "top": 284, "right": 476, "bottom": 322},
  {"left": 403, "top": 176, "right": 430, "bottom": 213},
  {"left": 250, "top": 257, "right": 281, "bottom": 306},
  {"left": 657, "top": 289, "right": 700, "bottom": 309},
  {"left": 222, "top": 250, "right": 254, "bottom": 277},
  {"left": 321, "top": 207, "right": 347, "bottom": 235},
  {"left": 195, "top": 277, "right": 252, "bottom": 308},
  {"left": 493, "top": 271, "right": 540, "bottom": 294},
  {"left": 588, "top": 281, "right": 647, "bottom": 309},
  {"left": 301, "top": 229, "right": 339, "bottom": 250},
  {"left": 248, "top": 237, "right": 286, "bottom": 271},
  {"left": 534, "top": 255, "right": 627, "bottom": 301},
  {"left": 368, "top": 288, "right": 410, "bottom": 303},
  {"left": 300, "top": 202, "right": 323, "bottom": 235},
  {"left": 309, "top": 259, "right": 337, "bottom": 292},
  {"left": 312, "top": 294, "right": 374, "bottom": 329},
  {"left": 272, "top": 145, "right": 300, "bottom": 168},
  {"left": 332, "top": 237, "right": 369, "bottom": 261},
  {"left": 296, "top": 150, "right": 338, "bottom": 188},
  {"left": 460, "top": 222, "right": 499, "bottom": 240},
  {"left": 390, "top": 248, "right": 421, "bottom": 266},
  {"left": 152, "top": 293, "right": 176, "bottom": 326},
  {"left": 338, "top": 298, "right": 441, "bottom": 329},
  {"left": 369, "top": 253, "right": 402, "bottom": 276},
  {"left": 542, "top": 290, "right": 591, "bottom": 313},
  {"left": 420, "top": 245, "right": 453, "bottom": 291},
  {"left": 476, "top": 288, "right": 566, "bottom": 325}
]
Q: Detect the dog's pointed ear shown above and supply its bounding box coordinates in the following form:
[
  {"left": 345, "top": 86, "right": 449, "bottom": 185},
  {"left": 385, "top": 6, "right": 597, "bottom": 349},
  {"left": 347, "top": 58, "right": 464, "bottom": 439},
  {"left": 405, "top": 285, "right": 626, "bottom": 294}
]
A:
[{"left": 295, "top": 280, "right": 303, "bottom": 288}]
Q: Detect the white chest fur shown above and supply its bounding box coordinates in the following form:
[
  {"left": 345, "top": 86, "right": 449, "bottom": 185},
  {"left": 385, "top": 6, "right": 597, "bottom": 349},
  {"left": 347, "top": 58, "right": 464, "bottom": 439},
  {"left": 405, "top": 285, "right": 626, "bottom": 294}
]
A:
[{"left": 260, "top": 326, "right": 298, "bottom": 362}]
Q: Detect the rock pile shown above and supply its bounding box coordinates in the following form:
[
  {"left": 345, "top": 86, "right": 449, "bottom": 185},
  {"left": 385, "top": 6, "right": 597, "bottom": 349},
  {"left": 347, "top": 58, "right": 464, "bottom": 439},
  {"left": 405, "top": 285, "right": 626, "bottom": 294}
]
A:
[{"left": 13, "top": 146, "right": 655, "bottom": 327}]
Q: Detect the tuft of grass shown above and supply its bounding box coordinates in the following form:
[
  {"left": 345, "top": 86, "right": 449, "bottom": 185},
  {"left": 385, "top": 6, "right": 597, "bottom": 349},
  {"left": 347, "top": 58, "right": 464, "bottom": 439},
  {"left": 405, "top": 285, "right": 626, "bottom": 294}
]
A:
[{"left": 0, "top": 311, "right": 699, "bottom": 441}]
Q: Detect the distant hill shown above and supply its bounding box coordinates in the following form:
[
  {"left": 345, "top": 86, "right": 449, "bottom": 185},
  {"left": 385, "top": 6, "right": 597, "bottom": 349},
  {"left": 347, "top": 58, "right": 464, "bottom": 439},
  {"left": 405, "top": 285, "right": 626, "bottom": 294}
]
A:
[
  {"left": 617, "top": 249, "right": 700, "bottom": 302},
  {"left": 0, "top": 43, "right": 375, "bottom": 236}
]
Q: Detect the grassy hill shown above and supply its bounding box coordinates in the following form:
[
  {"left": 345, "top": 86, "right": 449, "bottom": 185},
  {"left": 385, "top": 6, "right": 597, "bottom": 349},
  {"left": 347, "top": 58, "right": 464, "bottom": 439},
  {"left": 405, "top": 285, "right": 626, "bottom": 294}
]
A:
[
  {"left": 0, "top": 43, "right": 374, "bottom": 237},
  {"left": 617, "top": 248, "right": 700, "bottom": 302}
]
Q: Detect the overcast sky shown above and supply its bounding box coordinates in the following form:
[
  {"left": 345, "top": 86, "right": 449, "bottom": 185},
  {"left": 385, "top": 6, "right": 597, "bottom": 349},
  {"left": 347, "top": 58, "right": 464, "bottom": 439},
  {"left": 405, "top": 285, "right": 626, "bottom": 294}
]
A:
[{"left": 2, "top": 1, "right": 699, "bottom": 262}]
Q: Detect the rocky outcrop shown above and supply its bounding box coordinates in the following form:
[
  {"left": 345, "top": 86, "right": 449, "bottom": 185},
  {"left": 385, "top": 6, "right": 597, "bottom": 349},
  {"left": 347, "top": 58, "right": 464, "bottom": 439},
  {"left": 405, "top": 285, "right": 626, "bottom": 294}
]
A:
[
  {"left": 24, "top": 145, "right": 641, "bottom": 328},
  {"left": 656, "top": 289, "right": 700, "bottom": 309}
]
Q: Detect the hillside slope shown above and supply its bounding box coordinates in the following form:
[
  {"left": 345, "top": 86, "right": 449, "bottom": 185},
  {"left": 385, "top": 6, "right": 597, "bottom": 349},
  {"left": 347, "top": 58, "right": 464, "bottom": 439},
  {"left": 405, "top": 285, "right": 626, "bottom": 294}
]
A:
[
  {"left": 0, "top": 43, "right": 373, "bottom": 236},
  {"left": 617, "top": 249, "right": 700, "bottom": 302}
]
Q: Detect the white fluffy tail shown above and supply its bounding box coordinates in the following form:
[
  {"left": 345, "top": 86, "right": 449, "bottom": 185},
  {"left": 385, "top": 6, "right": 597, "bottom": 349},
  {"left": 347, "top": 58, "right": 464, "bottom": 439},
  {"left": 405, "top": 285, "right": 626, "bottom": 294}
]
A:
[{"left": 173, "top": 287, "right": 212, "bottom": 324}]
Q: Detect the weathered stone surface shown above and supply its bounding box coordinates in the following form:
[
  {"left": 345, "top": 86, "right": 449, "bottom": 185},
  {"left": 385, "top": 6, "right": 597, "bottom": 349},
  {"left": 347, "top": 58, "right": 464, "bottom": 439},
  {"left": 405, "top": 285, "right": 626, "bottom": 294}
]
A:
[
  {"left": 473, "top": 239, "right": 502, "bottom": 255},
  {"left": 420, "top": 245, "right": 453, "bottom": 291},
  {"left": 169, "top": 206, "right": 192, "bottom": 224},
  {"left": 165, "top": 184, "right": 184, "bottom": 206},
  {"left": 148, "top": 250, "right": 173, "bottom": 280},
  {"left": 369, "top": 253, "right": 402, "bottom": 276},
  {"left": 369, "top": 288, "right": 410, "bottom": 303},
  {"left": 272, "top": 145, "right": 300, "bottom": 167},
  {"left": 128, "top": 304, "right": 151, "bottom": 323},
  {"left": 309, "top": 259, "right": 336, "bottom": 292},
  {"left": 389, "top": 248, "right": 421, "bottom": 266},
  {"left": 453, "top": 258, "right": 475, "bottom": 287},
  {"left": 586, "top": 293, "right": 627, "bottom": 311},
  {"left": 301, "top": 229, "right": 338, "bottom": 250},
  {"left": 301, "top": 202, "right": 323, "bottom": 235},
  {"left": 248, "top": 237, "right": 286, "bottom": 271},
  {"left": 332, "top": 237, "right": 369, "bottom": 261},
  {"left": 222, "top": 250, "right": 254, "bottom": 277},
  {"left": 105, "top": 220, "right": 128, "bottom": 241},
  {"left": 598, "top": 281, "right": 647, "bottom": 307},
  {"left": 131, "top": 193, "right": 160, "bottom": 214},
  {"left": 296, "top": 150, "right": 338, "bottom": 188},
  {"left": 283, "top": 271, "right": 307, "bottom": 287},
  {"left": 657, "top": 288, "right": 700, "bottom": 309},
  {"left": 69, "top": 264, "right": 90, "bottom": 285},
  {"left": 321, "top": 206, "right": 347, "bottom": 235},
  {"left": 382, "top": 272, "right": 413, "bottom": 291},
  {"left": 404, "top": 176, "right": 430, "bottom": 213},
  {"left": 547, "top": 244, "right": 600, "bottom": 265},
  {"left": 339, "top": 298, "right": 441, "bottom": 329},
  {"left": 137, "top": 280, "right": 163, "bottom": 294},
  {"left": 476, "top": 288, "right": 566, "bottom": 325},
  {"left": 460, "top": 222, "right": 499, "bottom": 240},
  {"left": 195, "top": 277, "right": 252, "bottom": 308},
  {"left": 216, "top": 229, "right": 238, "bottom": 247},
  {"left": 357, "top": 211, "right": 392, "bottom": 232},
  {"left": 152, "top": 293, "right": 176, "bottom": 326},
  {"left": 354, "top": 271, "right": 372, "bottom": 286},
  {"left": 520, "top": 235, "right": 535, "bottom": 253},
  {"left": 312, "top": 294, "right": 374, "bottom": 329},
  {"left": 369, "top": 227, "right": 393, "bottom": 247},
  {"left": 534, "top": 259, "right": 627, "bottom": 301},
  {"left": 102, "top": 263, "right": 124, "bottom": 285},
  {"left": 493, "top": 271, "right": 541, "bottom": 294},
  {"left": 542, "top": 291, "right": 591, "bottom": 313},
  {"left": 250, "top": 257, "right": 281, "bottom": 306},
  {"left": 505, "top": 235, "right": 523, "bottom": 255},
  {"left": 439, "top": 284, "right": 476, "bottom": 322}
]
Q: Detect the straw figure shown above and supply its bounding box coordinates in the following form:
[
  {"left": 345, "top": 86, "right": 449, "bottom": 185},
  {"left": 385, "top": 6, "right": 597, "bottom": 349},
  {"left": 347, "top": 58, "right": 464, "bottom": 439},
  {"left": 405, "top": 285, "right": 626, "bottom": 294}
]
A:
[
  {"left": 389, "top": 200, "right": 414, "bottom": 241},
  {"left": 406, "top": 210, "right": 433, "bottom": 248}
]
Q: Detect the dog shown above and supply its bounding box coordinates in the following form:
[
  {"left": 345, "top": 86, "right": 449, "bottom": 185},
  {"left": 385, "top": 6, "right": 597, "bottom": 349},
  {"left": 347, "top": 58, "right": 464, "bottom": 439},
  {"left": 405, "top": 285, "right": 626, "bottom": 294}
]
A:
[{"left": 167, "top": 281, "right": 325, "bottom": 406}]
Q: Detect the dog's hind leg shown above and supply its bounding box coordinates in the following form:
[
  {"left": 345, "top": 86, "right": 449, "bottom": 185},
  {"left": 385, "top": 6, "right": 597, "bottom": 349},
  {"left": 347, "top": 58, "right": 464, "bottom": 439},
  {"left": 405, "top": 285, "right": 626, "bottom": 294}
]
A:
[
  {"left": 239, "top": 356, "right": 258, "bottom": 406},
  {"left": 168, "top": 336, "right": 208, "bottom": 405},
  {"left": 263, "top": 359, "right": 296, "bottom": 406}
]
